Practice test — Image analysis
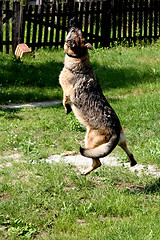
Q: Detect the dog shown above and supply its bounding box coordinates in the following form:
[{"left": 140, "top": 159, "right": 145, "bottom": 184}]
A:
[{"left": 59, "top": 26, "right": 137, "bottom": 175}]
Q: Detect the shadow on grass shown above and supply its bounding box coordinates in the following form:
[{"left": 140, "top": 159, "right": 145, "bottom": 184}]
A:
[
  {"left": 1, "top": 50, "right": 159, "bottom": 104},
  {"left": 115, "top": 178, "right": 160, "bottom": 194},
  {"left": 122, "top": 178, "right": 160, "bottom": 194},
  {"left": 0, "top": 52, "right": 63, "bottom": 104},
  {"left": 93, "top": 64, "right": 159, "bottom": 91},
  {"left": 0, "top": 55, "right": 63, "bottom": 88},
  {"left": 0, "top": 108, "right": 24, "bottom": 120},
  {"left": 144, "top": 178, "right": 160, "bottom": 194}
]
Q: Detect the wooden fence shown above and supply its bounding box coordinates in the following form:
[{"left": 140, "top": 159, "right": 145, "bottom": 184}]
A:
[{"left": 1, "top": 0, "right": 160, "bottom": 54}]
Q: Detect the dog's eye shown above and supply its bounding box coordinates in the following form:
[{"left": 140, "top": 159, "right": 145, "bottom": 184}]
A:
[{"left": 67, "top": 40, "right": 76, "bottom": 48}]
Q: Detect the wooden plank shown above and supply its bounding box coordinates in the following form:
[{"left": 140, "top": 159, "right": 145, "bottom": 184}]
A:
[
  {"left": 139, "top": 0, "right": 143, "bottom": 39},
  {"left": 20, "top": 5, "right": 26, "bottom": 44},
  {"left": 84, "top": 2, "right": 89, "bottom": 39},
  {"left": 112, "top": 0, "right": 117, "bottom": 41},
  {"left": 0, "top": 1, "right": 3, "bottom": 52},
  {"left": 123, "top": 0, "right": 127, "bottom": 39},
  {"left": 74, "top": 1, "right": 79, "bottom": 24},
  {"left": 89, "top": 2, "right": 95, "bottom": 44},
  {"left": 117, "top": 0, "right": 122, "bottom": 41},
  {"left": 154, "top": 0, "right": 158, "bottom": 38},
  {"left": 157, "top": 1, "right": 160, "bottom": 37},
  {"left": 128, "top": 0, "right": 133, "bottom": 45},
  {"left": 44, "top": 5, "right": 50, "bottom": 46},
  {"left": 26, "top": 5, "right": 32, "bottom": 46},
  {"left": 16, "top": 2, "right": 21, "bottom": 46},
  {"left": 106, "top": 0, "right": 111, "bottom": 47},
  {"left": 159, "top": 0, "right": 160, "bottom": 38},
  {"left": 67, "top": 0, "right": 74, "bottom": 29},
  {"left": 38, "top": 4, "right": 44, "bottom": 48},
  {"left": 55, "top": 3, "right": 61, "bottom": 48},
  {"left": 133, "top": 0, "right": 138, "bottom": 43},
  {"left": 5, "top": 1, "right": 10, "bottom": 53},
  {"left": 50, "top": 3, "right": 56, "bottom": 47},
  {"left": 101, "top": 1, "right": 107, "bottom": 46},
  {"left": 61, "top": 3, "right": 67, "bottom": 47},
  {"left": 149, "top": 0, "right": 153, "bottom": 41},
  {"left": 144, "top": 0, "right": 148, "bottom": 40},
  {"left": 12, "top": 1, "right": 20, "bottom": 54},
  {"left": 12, "top": 1, "right": 16, "bottom": 53},
  {"left": 32, "top": 5, "right": 38, "bottom": 51},
  {"left": 79, "top": 2, "right": 84, "bottom": 30},
  {"left": 95, "top": 1, "right": 100, "bottom": 48}
]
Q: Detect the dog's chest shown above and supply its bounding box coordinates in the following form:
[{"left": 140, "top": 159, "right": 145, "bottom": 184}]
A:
[{"left": 59, "top": 68, "right": 76, "bottom": 95}]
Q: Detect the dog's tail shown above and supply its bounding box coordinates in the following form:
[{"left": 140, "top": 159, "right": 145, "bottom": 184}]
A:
[{"left": 80, "top": 133, "right": 119, "bottom": 159}]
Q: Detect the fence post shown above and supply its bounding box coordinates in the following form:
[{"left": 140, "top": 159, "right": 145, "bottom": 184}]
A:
[
  {"left": 0, "top": 1, "right": 3, "bottom": 52},
  {"left": 101, "top": 1, "right": 111, "bottom": 47},
  {"left": 19, "top": 5, "right": 26, "bottom": 44},
  {"left": 67, "top": 0, "right": 75, "bottom": 28},
  {"left": 5, "top": 1, "right": 10, "bottom": 54},
  {"left": 12, "top": 1, "right": 21, "bottom": 54}
]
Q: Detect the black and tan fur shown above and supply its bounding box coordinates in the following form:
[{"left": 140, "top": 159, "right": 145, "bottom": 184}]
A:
[{"left": 59, "top": 27, "right": 137, "bottom": 175}]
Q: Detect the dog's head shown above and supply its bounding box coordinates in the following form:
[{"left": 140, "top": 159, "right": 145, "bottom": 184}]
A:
[{"left": 64, "top": 27, "right": 93, "bottom": 58}]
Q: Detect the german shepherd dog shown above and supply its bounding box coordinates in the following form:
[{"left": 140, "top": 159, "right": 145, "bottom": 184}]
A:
[{"left": 59, "top": 26, "right": 137, "bottom": 175}]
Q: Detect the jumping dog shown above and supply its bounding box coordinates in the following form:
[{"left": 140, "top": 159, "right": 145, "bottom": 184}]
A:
[{"left": 59, "top": 27, "right": 137, "bottom": 175}]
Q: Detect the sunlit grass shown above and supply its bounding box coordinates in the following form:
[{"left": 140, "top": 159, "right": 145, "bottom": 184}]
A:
[
  {"left": 0, "top": 45, "right": 160, "bottom": 239},
  {"left": 1, "top": 160, "right": 160, "bottom": 239}
]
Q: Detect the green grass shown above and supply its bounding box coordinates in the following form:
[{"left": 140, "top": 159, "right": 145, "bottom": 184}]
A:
[
  {"left": 1, "top": 161, "right": 160, "bottom": 239},
  {"left": 0, "top": 49, "right": 64, "bottom": 104},
  {"left": 0, "top": 106, "right": 85, "bottom": 159},
  {"left": 0, "top": 45, "right": 160, "bottom": 239}
]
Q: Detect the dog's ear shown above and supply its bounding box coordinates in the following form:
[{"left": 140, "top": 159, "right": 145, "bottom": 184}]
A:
[
  {"left": 69, "top": 17, "right": 77, "bottom": 29},
  {"left": 84, "top": 43, "right": 94, "bottom": 50}
]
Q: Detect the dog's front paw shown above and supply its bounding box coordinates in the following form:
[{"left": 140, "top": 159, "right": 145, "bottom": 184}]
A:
[{"left": 65, "top": 104, "right": 72, "bottom": 114}]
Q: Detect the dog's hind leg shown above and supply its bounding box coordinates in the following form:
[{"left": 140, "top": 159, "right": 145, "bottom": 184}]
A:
[
  {"left": 81, "top": 158, "right": 101, "bottom": 175},
  {"left": 118, "top": 129, "right": 137, "bottom": 166},
  {"left": 81, "top": 128, "right": 103, "bottom": 175}
]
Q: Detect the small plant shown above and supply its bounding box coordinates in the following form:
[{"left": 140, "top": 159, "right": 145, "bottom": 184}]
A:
[
  {"left": 67, "top": 113, "right": 85, "bottom": 132},
  {"left": 1, "top": 216, "right": 38, "bottom": 238}
]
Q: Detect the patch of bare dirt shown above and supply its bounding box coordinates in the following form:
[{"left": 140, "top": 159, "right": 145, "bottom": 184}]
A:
[
  {"left": 138, "top": 57, "right": 160, "bottom": 62},
  {"left": 0, "top": 153, "right": 21, "bottom": 168},
  {"left": 0, "top": 194, "right": 11, "bottom": 201},
  {"left": 76, "top": 219, "right": 86, "bottom": 225},
  {"left": 61, "top": 151, "right": 78, "bottom": 156},
  {"left": 114, "top": 182, "right": 146, "bottom": 193}
]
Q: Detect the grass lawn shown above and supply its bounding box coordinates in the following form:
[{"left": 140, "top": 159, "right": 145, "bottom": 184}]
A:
[{"left": 0, "top": 44, "right": 160, "bottom": 239}]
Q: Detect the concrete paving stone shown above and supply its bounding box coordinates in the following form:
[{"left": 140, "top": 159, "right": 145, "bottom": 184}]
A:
[{"left": 0, "top": 101, "right": 62, "bottom": 110}]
